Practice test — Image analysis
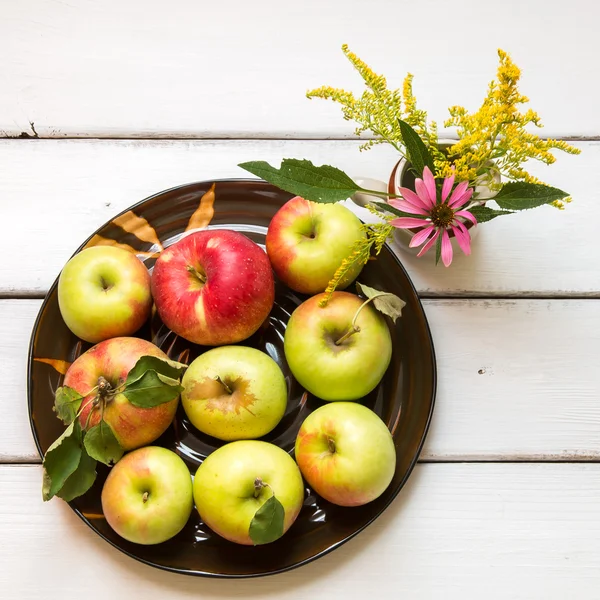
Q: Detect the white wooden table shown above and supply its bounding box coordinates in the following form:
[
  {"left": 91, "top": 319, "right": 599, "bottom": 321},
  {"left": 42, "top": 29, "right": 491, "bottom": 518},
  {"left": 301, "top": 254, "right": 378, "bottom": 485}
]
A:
[{"left": 1, "top": 1, "right": 599, "bottom": 598}]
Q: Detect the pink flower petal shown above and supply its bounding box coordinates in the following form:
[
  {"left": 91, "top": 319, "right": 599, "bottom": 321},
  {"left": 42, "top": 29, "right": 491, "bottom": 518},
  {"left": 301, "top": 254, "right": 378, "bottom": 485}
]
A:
[
  {"left": 455, "top": 210, "right": 478, "bottom": 225},
  {"left": 449, "top": 187, "right": 474, "bottom": 209},
  {"left": 441, "top": 174, "right": 455, "bottom": 202},
  {"left": 409, "top": 225, "right": 436, "bottom": 248},
  {"left": 415, "top": 179, "right": 435, "bottom": 207},
  {"left": 447, "top": 181, "right": 469, "bottom": 207},
  {"left": 388, "top": 199, "right": 429, "bottom": 216},
  {"left": 397, "top": 187, "right": 430, "bottom": 211},
  {"left": 423, "top": 167, "right": 437, "bottom": 204},
  {"left": 390, "top": 217, "right": 429, "bottom": 229},
  {"left": 451, "top": 224, "right": 471, "bottom": 256},
  {"left": 417, "top": 229, "right": 440, "bottom": 257},
  {"left": 441, "top": 229, "right": 453, "bottom": 267}
]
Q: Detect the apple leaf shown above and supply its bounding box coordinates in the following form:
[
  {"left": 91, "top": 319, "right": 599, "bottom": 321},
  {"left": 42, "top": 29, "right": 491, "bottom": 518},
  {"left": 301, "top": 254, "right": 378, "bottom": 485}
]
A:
[
  {"left": 249, "top": 495, "right": 285, "bottom": 545},
  {"left": 123, "top": 369, "right": 183, "bottom": 408},
  {"left": 239, "top": 159, "right": 360, "bottom": 203},
  {"left": 126, "top": 355, "right": 188, "bottom": 387},
  {"left": 84, "top": 420, "right": 124, "bottom": 466},
  {"left": 57, "top": 447, "right": 97, "bottom": 502},
  {"left": 53, "top": 386, "right": 84, "bottom": 425},
  {"left": 356, "top": 282, "right": 406, "bottom": 323},
  {"left": 42, "top": 421, "right": 83, "bottom": 502}
]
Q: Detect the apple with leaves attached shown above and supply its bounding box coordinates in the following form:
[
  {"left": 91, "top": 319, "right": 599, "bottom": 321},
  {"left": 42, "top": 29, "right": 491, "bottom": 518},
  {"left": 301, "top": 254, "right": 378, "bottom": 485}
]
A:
[
  {"left": 284, "top": 285, "right": 404, "bottom": 401},
  {"left": 181, "top": 346, "right": 287, "bottom": 441},
  {"left": 42, "top": 337, "right": 186, "bottom": 503},
  {"left": 101, "top": 446, "right": 193, "bottom": 545},
  {"left": 151, "top": 229, "right": 275, "bottom": 346},
  {"left": 58, "top": 246, "right": 152, "bottom": 343},
  {"left": 295, "top": 402, "right": 396, "bottom": 507},
  {"left": 193, "top": 441, "right": 304, "bottom": 545},
  {"left": 265, "top": 196, "right": 367, "bottom": 295}
]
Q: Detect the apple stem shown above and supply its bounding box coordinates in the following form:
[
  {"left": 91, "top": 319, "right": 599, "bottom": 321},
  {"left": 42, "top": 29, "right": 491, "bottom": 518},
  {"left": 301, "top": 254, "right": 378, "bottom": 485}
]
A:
[
  {"left": 142, "top": 492, "right": 149, "bottom": 503},
  {"left": 186, "top": 264, "right": 206, "bottom": 285},
  {"left": 327, "top": 437, "right": 336, "bottom": 453},
  {"left": 334, "top": 293, "right": 387, "bottom": 346},
  {"left": 214, "top": 375, "right": 233, "bottom": 395},
  {"left": 254, "top": 477, "right": 274, "bottom": 498}
]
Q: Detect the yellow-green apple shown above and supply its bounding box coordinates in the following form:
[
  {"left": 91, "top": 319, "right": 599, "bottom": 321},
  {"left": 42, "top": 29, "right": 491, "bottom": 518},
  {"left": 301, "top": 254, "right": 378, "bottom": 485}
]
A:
[
  {"left": 58, "top": 246, "right": 152, "bottom": 343},
  {"left": 194, "top": 440, "right": 304, "bottom": 545},
  {"left": 295, "top": 402, "right": 396, "bottom": 507},
  {"left": 64, "top": 337, "right": 179, "bottom": 450},
  {"left": 151, "top": 230, "right": 275, "bottom": 346},
  {"left": 101, "top": 446, "right": 193, "bottom": 544},
  {"left": 181, "top": 346, "right": 287, "bottom": 441},
  {"left": 284, "top": 291, "right": 392, "bottom": 400},
  {"left": 266, "top": 196, "right": 367, "bottom": 295}
]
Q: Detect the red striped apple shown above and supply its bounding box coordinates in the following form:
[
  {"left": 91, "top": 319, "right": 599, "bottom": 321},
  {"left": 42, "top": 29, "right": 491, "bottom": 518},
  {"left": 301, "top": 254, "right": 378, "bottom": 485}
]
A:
[
  {"left": 58, "top": 246, "right": 152, "bottom": 343},
  {"left": 64, "top": 337, "right": 179, "bottom": 450},
  {"left": 101, "top": 446, "right": 193, "bottom": 544},
  {"left": 151, "top": 230, "right": 275, "bottom": 346},
  {"left": 295, "top": 402, "right": 396, "bottom": 507},
  {"left": 283, "top": 291, "right": 392, "bottom": 400},
  {"left": 266, "top": 196, "right": 367, "bottom": 295}
]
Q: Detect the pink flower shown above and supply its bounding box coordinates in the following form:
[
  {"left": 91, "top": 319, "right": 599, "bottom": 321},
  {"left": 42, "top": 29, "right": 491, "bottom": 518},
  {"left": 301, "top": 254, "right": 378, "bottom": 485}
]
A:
[{"left": 389, "top": 166, "right": 477, "bottom": 267}]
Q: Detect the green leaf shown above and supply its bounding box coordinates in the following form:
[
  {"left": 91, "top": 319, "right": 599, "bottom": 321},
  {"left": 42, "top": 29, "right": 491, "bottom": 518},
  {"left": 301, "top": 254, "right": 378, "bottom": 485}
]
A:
[
  {"left": 84, "top": 420, "right": 124, "bottom": 466},
  {"left": 126, "top": 355, "right": 188, "bottom": 387},
  {"left": 239, "top": 159, "right": 360, "bottom": 203},
  {"left": 435, "top": 234, "right": 442, "bottom": 266},
  {"left": 356, "top": 282, "right": 406, "bottom": 323},
  {"left": 398, "top": 119, "right": 435, "bottom": 177},
  {"left": 53, "top": 386, "right": 84, "bottom": 425},
  {"left": 494, "top": 182, "right": 569, "bottom": 210},
  {"left": 468, "top": 205, "right": 514, "bottom": 223},
  {"left": 249, "top": 495, "right": 285, "bottom": 545},
  {"left": 123, "top": 369, "right": 183, "bottom": 408},
  {"left": 42, "top": 421, "right": 83, "bottom": 501},
  {"left": 371, "top": 201, "right": 428, "bottom": 220},
  {"left": 57, "top": 448, "right": 97, "bottom": 502}
]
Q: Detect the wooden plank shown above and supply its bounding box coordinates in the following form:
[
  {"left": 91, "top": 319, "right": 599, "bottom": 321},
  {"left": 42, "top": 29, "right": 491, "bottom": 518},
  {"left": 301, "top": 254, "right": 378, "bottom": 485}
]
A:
[
  {"left": 2, "top": 463, "right": 599, "bottom": 598},
  {"left": 2, "top": 0, "right": 599, "bottom": 138},
  {"left": 0, "top": 139, "right": 596, "bottom": 296},
  {"left": 4, "top": 299, "right": 599, "bottom": 463}
]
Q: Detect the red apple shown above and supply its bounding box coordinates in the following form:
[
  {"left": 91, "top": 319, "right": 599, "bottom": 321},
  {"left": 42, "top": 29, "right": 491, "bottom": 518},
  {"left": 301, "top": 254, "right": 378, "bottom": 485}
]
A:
[
  {"left": 64, "top": 337, "right": 179, "bottom": 450},
  {"left": 266, "top": 197, "right": 367, "bottom": 295},
  {"left": 151, "top": 230, "right": 275, "bottom": 346}
]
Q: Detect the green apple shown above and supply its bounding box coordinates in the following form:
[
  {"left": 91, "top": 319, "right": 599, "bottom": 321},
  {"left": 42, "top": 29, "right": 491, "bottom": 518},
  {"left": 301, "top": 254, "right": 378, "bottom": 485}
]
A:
[
  {"left": 194, "top": 440, "right": 304, "bottom": 545},
  {"left": 284, "top": 291, "right": 392, "bottom": 400},
  {"left": 101, "top": 446, "right": 193, "bottom": 544},
  {"left": 266, "top": 196, "right": 367, "bottom": 295},
  {"left": 181, "top": 346, "right": 287, "bottom": 441},
  {"left": 58, "top": 246, "right": 152, "bottom": 343},
  {"left": 295, "top": 402, "right": 396, "bottom": 507}
]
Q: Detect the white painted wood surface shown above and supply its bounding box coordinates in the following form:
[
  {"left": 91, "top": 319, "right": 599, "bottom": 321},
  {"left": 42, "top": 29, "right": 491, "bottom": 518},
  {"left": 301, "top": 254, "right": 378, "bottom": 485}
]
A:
[
  {"left": 4, "top": 298, "right": 599, "bottom": 462},
  {"left": 0, "top": 139, "right": 596, "bottom": 296},
  {"left": 2, "top": 0, "right": 600, "bottom": 138},
  {"left": 2, "top": 463, "right": 599, "bottom": 599}
]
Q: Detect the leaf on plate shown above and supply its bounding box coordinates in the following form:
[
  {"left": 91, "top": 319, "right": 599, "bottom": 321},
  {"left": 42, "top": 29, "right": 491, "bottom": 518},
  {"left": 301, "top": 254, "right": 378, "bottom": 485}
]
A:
[
  {"left": 57, "top": 447, "right": 97, "bottom": 502},
  {"left": 239, "top": 159, "right": 360, "bottom": 203},
  {"left": 356, "top": 282, "right": 406, "bottom": 323},
  {"left": 249, "top": 495, "right": 285, "bottom": 545},
  {"left": 123, "top": 369, "right": 183, "bottom": 408},
  {"left": 125, "top": 355, "right": 187, "bottom": 387},
  {"left": 42, "top": 421, "right": 83, "bottom": 502},
  {"left": 53, "top": 386, "right": 84, "bottom": 425},
  {"left": 84, "top": 420, "right": 124, "bottom": 466}
]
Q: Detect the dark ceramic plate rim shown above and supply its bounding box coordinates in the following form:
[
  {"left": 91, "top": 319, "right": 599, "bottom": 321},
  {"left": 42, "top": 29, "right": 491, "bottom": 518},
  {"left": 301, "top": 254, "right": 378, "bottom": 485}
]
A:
[{"left": 27, "top": 178, "right": 437, "bottom": 579}]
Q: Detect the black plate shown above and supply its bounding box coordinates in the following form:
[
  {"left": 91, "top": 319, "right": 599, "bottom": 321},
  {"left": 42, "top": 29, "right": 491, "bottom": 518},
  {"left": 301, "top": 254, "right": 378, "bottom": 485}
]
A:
[{"left": 27, "top": 179, "right": 436, "bottom": 578}]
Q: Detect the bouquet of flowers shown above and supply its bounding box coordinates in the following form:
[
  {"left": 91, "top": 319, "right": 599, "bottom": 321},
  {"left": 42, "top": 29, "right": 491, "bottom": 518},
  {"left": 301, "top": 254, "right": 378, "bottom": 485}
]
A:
[{"left": 239, "top": 46, "right": 579, "bottom": 299}]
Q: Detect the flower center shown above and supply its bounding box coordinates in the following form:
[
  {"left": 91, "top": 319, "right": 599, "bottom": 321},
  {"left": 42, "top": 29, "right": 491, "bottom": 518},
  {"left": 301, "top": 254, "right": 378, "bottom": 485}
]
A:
[{"left": 430, "top": 203, "right": 455, "bottom": 228}]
